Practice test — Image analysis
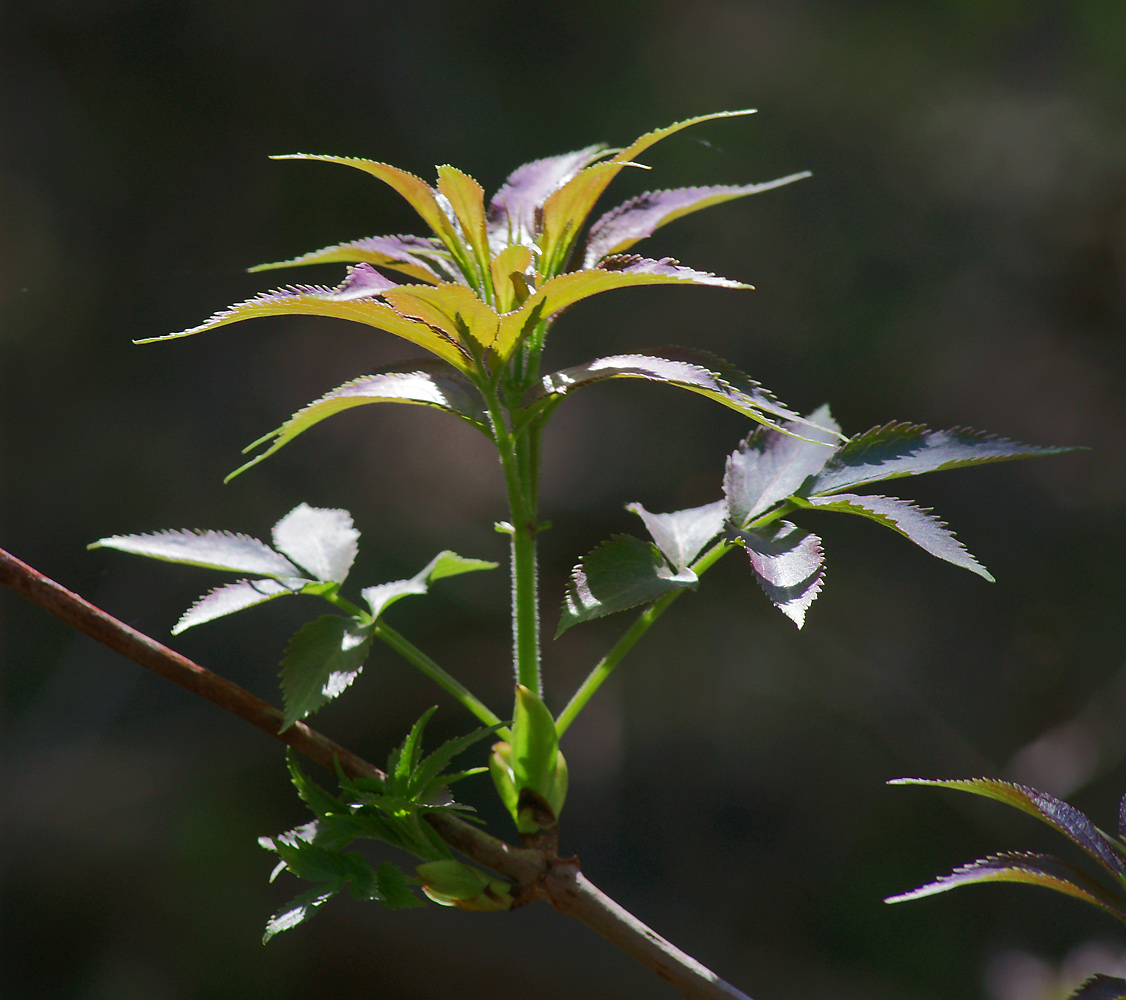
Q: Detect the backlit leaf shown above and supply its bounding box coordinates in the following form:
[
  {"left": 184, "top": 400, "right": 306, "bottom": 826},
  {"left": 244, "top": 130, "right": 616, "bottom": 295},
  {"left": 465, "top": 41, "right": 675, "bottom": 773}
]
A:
[
  {"left": 249, "top": 233, "right": 447, "bottom": 284},
  {"left": 809, "top": 423, "right": 1073, "bottom": 496},
  {"left": 626, "top": 499, "right": 727, "bottom": 571},
  {"left": 263, "top": 884, "right": 338, "bottom": 942},
  {"left": 798, "top": 494, "right": 993, "bottom": 581},
  {"left": 173, "top": 577, "right": 308, "bottom": 634},
  {"left": 382, "top": 282, "right": 500, "bottom": 350},
  {"left": 436, "top": 166, "right": 490, "bottom": 278},
  {"left": 583, "top": 175, "right": 810, "bottom": 267},
  {"left": 361, "top": 549, "right": 497, "bottom": 620},
  {"left": 890, "top": 778, "right": 1126, "bottom": 877},
  {"left": 89, "top": 529, "right": 299, "bottom": 577},
  {"left": 272, "top": 504, "right": 359, "bottom": 584},
  {"left": 280, "top": 616, "right": 375, "bottom": 729},
  {"left": 885, "top": 851, "right": 1126, "bottom": 923},
  {"left": 489, "top": 244, "right": 533, "bottom": 313},
  {"left": 229, "top": 363, "right": 488, "bottom": 480},
  {"left": 375, "top": 862, "right": 423, "bottom": 910},
  {"left": 724, "top": 404, "right": 841, "bottom": 527},
  {"left": 533, "top": 349, "right": 802, "bottom": 430},
  {"left": 1070, "top": 975, "right": 1126, "bottom": 999},
  {"left": 740, "top": 521, "right": 825, "bottom": 628},
  {"left": 557, "top": 535, "right": 698, "bottom": 636}
]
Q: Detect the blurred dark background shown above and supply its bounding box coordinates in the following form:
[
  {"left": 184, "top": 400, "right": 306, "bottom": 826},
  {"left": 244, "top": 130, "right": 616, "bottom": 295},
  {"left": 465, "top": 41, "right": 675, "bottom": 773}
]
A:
[{"left": 2, "top": 2, "right": 1125, "bottom": 998}]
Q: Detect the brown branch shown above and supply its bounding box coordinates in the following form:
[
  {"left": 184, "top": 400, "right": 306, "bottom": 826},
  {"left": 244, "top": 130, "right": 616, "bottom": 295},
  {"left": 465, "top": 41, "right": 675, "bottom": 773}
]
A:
[{"left": 0, "top": 545, "right": 753, "bottom": 1000}]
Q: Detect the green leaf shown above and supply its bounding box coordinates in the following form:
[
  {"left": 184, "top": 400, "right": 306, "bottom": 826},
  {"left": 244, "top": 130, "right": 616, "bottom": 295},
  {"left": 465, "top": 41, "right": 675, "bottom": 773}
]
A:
[
  {"left": 279, "top": 616, "right": 375, "bottom": 729},
  {"left": 408, "top": 723, "right": 502, "bottom": 801},
  {"left": 436, "top": 165, "right": 490, "bottom": 282},
  {"left": 1070, "top": 975, "right": 1126, "bottom": 999},
  {"left": 89, "top": 529, "right": 300, "bottom": 578},
  {"left": 890, "top": 778, "right": 1126, "bottom": 878},
  {"left": 511, "top": 685, "right": 559, "bottom": 803},
  {"left": 361, "top": 550, "right": 497, "bottom": 620},
  {"left": 228, "top": 362, "right": 488, "bottom": 480},
  {"left": 375, "top": 862, "right": 424, "bottom": 910},
  {"left": 724, "top": 404, "right": 842, "bottom": 527},
  {"left": 885, "top": 851, "right": 1126, "bottom": 923},
  {"left": 557, "top": 535, "right": 698, "bottom": 636},
  {"left": 263, "top": 884, "right": 339, "bottom": 943},
  {"left": 809, "top": 423, "right": 1074, "bottom": 496},
  {"left": 286, "top": 752, "right": 346, "bottom": 819},
  {"left": 626, "top": 499, "right": 727, "bottom": 572},
  {"left": 173, "top": 577, "right": 308, "bottom": 634},
  {"left": 582, "top": 174, "right": 810, "bottom": 267},
  {"left": 798, "top": 494, "right": 993, "bottom": 582},
  {"left": 249, "top": 233, "right": 448, "bottom": 284},
  {"left": 740, "top": 521, "right": 825, "bottom": 629},
  {"left": 271, "top": 504, "right": 359, "bottom": 584},
  {"left": 533, "top": 348, "right": 804, "bottom": 431},
  {"left": 391, "top": 707, "right": 438, "bottom": 791}
]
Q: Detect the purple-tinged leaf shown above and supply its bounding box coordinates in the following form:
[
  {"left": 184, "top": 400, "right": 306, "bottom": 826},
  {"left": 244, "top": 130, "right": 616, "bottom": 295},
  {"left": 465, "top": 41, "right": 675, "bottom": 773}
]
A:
[
  {"left": 885, "top": 851, "right": 1126, "bottom": 922},
  {"left": 173, "top": 577, "right": 309, "bottom": 634},
  {"left": 740, "top": 521, "right": 825, "bottom": 629},
  {"left": 272, "top": 504, "right": 359, "bottom": 584},
  {"left": 532, "top": 349, "right": 802, "bottom": 430},
  {"left": 361, "top": 550, "right": 497, "bottom": 620},
  {"left": 809, "top": 423, "right": 1073, "bottom": 496},
  {"left": 890, "top": 778, "right": 1126, "bottom": 877},
  {"left": 280, "top": 615, "right": 375, "bottom": 729},
  {"left": 230, "top": 363, "right": 487, "bottom": 480},
  {"left": 89, "top": 529, "right": 299, "bottom": 578},
  {"left": 1071, "top": 975, "right": 1126, "bottom": 999},
  {"left": 1119, "top": 791, "right": 1126, "bottom": 840},
  {"left": 556, "top": 535, "right": 698, "bottom": 637},
  {"left": 582, "top": 174, "right": 810, "bottom": 267},
  {"left": 252, "top": 373, "right": 482, "bottom": 460},
  {"left": 249, "top": 234, "right": 448, "bottom": 284},
  {"left": 495, "top": 256, "right": 747, "bottom": 358},
  {"left": 487, "top": 143, "right": 609, "bottom": 249},
  {"left": 724, "top": 404, "right": 841, "bottom": 528},
  {"left": 799, "top": 494, "right": 993, "bottom": 581},
  {"left": 626, "top": 499, "right": 727, "bottom": 572},
  {"left": 138, "top": 277, "right": 474, "bottom": 373}
]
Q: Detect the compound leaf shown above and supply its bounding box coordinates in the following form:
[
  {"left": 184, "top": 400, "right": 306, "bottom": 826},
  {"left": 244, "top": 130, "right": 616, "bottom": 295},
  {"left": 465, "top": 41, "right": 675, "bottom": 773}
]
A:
[
  {"left": 263, "top": 883, "right": 339, "bottom": 943},
  {"left": 375, "top": 862, "right": 424, "bottom": 910},
  {"left": 361, "top": 550, "right": 497, "bottom": 620},
  {"left": 89, "top": 529, "right": 300, "bottom": 578},
  {"left": 173, "top": 577, "right": 309, "bottom": 634},
  {"left": 279, "top": 616, "right": 375, "bottom": 729},
  {"left": 557, "top": 534, "right": 698, "bottom": 636},
  {"left": 627, "top": 499, "right": 727, "bottom": 572},
  {"left": 885, "top": 851, "right": 1126, "bottom": 923},
  {"left": 272, "top": 504, "right": 359, "bottom": 584},
  {"left": 724, "top": 404, "right": 841, "bottom": 527},
  {"left": 249, "top": 233, "right": 447, "bottom": 284},
  {"left": 740, "top": 521, "right": 825, "bottom": 629},
  {"left": 809, "top": 423, "right": 1073, "bottom": 496},
  {"left": 582, "top": 174, "right": 810, "bottom": 267},
  {"left": 799, "top": 494, "right": 993, "bottom": 581}
]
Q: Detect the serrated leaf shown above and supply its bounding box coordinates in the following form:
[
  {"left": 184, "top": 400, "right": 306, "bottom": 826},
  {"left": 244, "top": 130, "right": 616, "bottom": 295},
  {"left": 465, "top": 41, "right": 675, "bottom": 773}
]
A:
[
  {"left": 533, "top": 348, "right": 803, "bottom": 430},
  {"left": 90, "top": 529, "right": 300, "bottom": 577},
  {"left": 263, "top": 883, "right": 339, "bottom": 942},
  {"left": 627, "top": 499, "right": 727, "bottom": 571},
  {"left": 1070, "top": 975, "right": 1126, "bottom": 999},
  {"left": 279, "top": 616, "right": 375, "bottom": 728},
  {"left": 538, "top": 110, "right": 756, "bottom": 273},
  {"left": 724, "top": 404, "right": 841, "bottom": 527},
  {"left": 409, "top": 724, "right": 501, "bottom": 801},
  {"left": 382, "top": 282, "right": 500, "bottom": 349},
  {"left": 487, "top": 143, "right": 609, "bottom": 250},
  {"left": 376, "top": 862, "right": 424, "bottom": 910},
  {"left": 436, "top": 166, "right": 490, "bottom": 279},
  {"left": 489, "top": 244, "right": 533, "bottom": 313},
  {"left": 361, "top": 550, "right": 497, "bottom": 619},
  {"left": 557, "top": 534, "right": 698, "bottom": 636},
  {"left": 392, "top": 707, "right": 437, "bottom": 790},
  {"left": 172, "top": 577, "right": 309, "bottom": 634},
  {"left": 582, "top": 174, "right": 810, "bottom": 267},
  {"left": 885, "top": 851, "right": 1126, "bottom": 922},
  {"left": 809, "top": 423, "right": 1073, "bottom": 496},
  {"left": 249, "top": 233, "right": 447, "bottom": 284},
  {"left": 494, "top": 256, "right": 748, "bottom": 359},
  {"left": 138, "top": 274, "right": 474, "bottom": 373},
  {"left": 741, "top": 521, "right": 825, "bottom": 629},
  {"left": 891, "top": 778, "right": 1126, "bottom": 878},
  {"left": 800, "top": 494, "right": 993, "bottom": 581},
  {"left": 271, "top": 504, "right": 359, "bottom": 584},
  {"left": 228, "top": 363, "right": 488, "bottom": 480}
]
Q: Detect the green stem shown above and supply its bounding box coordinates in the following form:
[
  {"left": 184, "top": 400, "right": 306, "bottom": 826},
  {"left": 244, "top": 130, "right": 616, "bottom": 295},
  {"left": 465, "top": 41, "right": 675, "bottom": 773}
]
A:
[
  {"left": 375, "top": 622, "right": 509, "bottom": 738},
  {"left": 555, "top": 539, "right": 734, "bottom": 736}
]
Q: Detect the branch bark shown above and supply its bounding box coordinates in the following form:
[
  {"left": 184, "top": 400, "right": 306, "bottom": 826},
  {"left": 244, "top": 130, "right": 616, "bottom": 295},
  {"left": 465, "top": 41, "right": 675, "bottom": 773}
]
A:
[{"left": 0, "top": 545, "right": 753, "bottom": 1000}]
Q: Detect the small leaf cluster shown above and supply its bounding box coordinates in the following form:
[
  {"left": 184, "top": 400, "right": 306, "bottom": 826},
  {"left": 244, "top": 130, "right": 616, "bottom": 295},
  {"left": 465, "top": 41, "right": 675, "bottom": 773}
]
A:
[
  {"left": 259, "top": 709, "right": 503, "bottom": 941},
  {"left": 889, "top": 778, "right": 1126, "bottom": 999},
  {"left": 560, "top": 406, "right": 1068, "bottom": 632}
]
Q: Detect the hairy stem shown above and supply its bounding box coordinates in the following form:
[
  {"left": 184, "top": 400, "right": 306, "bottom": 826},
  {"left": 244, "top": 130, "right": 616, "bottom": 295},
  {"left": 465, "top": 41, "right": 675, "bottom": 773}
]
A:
[
  {"left": 0, "top": 544, "right": 755, "bottom": 1000},
  {"left": 556, "top": 539, "right": 734, "bottom": 735}
]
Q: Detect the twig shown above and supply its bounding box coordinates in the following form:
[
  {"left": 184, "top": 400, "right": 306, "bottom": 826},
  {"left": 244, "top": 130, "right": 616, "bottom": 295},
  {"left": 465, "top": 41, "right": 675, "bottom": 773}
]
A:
[{"left": 0, "top": 544, "right": 753, "bottom": 1000}]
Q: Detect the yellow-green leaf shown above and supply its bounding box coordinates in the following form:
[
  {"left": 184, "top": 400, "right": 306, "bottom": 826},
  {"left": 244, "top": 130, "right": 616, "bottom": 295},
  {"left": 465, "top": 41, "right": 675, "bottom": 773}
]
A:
[
  {"left": 383, "top": 283, "right": 500, "bottom": 351},
  {"left": 436, "top": 165, "right": 490, "bottom": 282},
  {"left": 489, "top": 244, "right": 533, "bottom": 313}
]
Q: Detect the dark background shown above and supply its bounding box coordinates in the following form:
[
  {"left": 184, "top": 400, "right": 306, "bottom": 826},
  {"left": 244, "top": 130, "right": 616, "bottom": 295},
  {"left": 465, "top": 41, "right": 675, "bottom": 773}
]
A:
[{"left": 2, "top": 2, "right": 1125, "bottom": 998}]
